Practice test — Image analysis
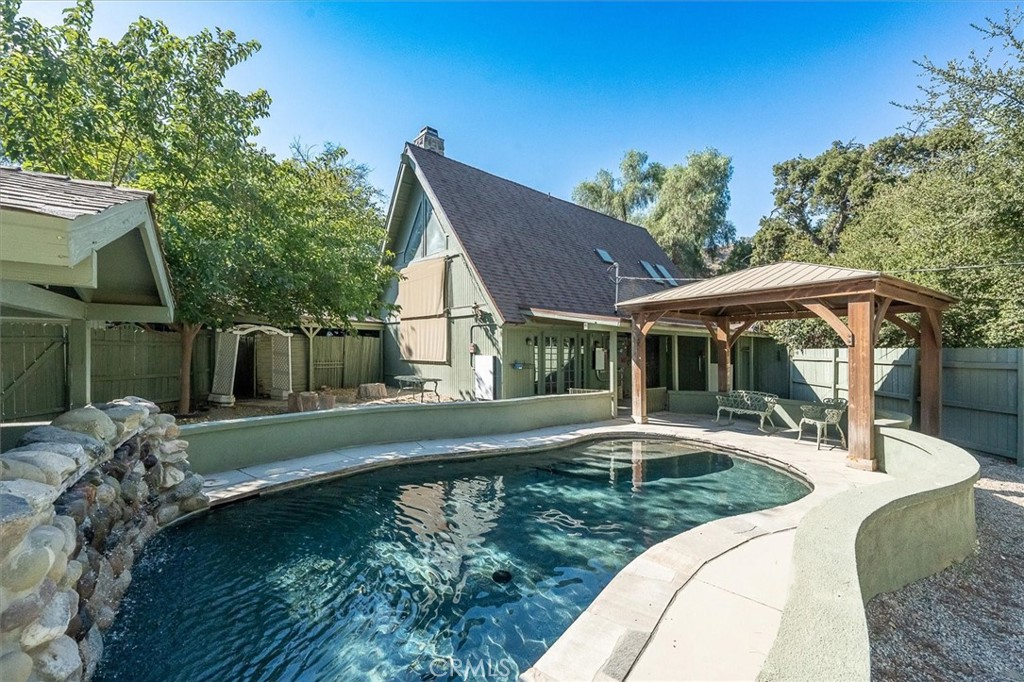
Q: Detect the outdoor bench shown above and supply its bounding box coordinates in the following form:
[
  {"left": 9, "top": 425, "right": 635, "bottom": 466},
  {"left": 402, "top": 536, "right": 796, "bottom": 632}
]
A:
[{"left": 715, "top": 390, "right": 779, "bottom": 432}]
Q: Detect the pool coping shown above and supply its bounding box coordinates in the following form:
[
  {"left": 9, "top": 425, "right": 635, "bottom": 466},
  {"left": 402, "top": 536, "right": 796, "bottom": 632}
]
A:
[{"left": 194, "top": 412, "right": 888, "bottom": 681}]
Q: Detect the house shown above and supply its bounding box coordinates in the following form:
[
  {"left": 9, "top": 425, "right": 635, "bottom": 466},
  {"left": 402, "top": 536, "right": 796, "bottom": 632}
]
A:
[{"left": 381, "top": 128, "right": 788, "bottom": 403}]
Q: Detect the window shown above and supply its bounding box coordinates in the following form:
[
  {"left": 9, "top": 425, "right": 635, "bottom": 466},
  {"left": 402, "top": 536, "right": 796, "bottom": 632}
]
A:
[
  {"left": 655, "top": 264, "right": 677, "bottom": 286},
  {"left": 404, "top": 197, "right": 446, "bottom": 262},
  {"left": 595, "top": 248, "right": 614, "bottom": 264},
  {"left": 403, "top": 201, "right": 427, "bottom": 262},
  {"left": 640, "top": 260, "right": 665, "bottom": 284}
]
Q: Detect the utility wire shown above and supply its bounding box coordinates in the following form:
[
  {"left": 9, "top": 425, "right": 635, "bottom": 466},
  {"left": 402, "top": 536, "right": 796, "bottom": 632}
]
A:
[{"left": 885, "top": 261, "right": 1024, "bottom": 274}]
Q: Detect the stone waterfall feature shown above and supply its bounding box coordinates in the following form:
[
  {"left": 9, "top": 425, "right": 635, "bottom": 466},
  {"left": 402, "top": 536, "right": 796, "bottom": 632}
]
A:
[{"left": 0, "top": 398, "right": 209, "bottom": 682}]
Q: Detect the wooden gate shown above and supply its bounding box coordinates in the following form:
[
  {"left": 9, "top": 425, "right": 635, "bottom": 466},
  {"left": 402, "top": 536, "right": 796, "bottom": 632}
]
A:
[
  {"left": 311, "top": 334, "right": 382, "bottom": 388},
  {"left": 1, "top": 323, "right": 68, "bottom": 421}
]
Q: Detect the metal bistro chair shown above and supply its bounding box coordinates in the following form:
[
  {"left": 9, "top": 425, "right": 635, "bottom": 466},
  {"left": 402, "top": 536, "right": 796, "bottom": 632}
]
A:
[{"left": 797, "top": 398, "right": 848, "bottom": 450}]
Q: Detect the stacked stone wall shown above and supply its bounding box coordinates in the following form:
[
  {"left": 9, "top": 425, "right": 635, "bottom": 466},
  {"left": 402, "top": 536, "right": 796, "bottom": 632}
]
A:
[{"left": 0, "top": 397, "right": 208, "bottom": 682}]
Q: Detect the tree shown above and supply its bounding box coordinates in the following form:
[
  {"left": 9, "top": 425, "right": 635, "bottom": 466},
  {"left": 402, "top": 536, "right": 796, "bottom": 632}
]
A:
[
  {"left": 0, "top": 0, "right": 393, "bottom": 412},
  {"left": 572, "top": 149, "right": 664, "bottom": 223},
  {"left": 648, "top": 148, "right": 735, "bottom": 275},
  {"left": 750, "top": 8, "right": 1024, "bottom": 349}
]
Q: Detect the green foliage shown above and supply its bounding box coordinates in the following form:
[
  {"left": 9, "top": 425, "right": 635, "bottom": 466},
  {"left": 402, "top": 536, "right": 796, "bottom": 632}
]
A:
[
  {"left": 571, "top": 149, "right": 664, "bottom": 223},
  {"left": 573, "top": 147, "right": 742, "bottom": 276},
  {"left": 1, "top": 0, "right": 394, "bottom": 410},
  {"left": 0, "top": 0, "right": 392, "bottom": 331},
  {"left": 649, "top": 149, "right": 735, "bottom": 275},
  {"left": 718, "top": 237, "right": 753, "bottom": 275},
  {"left": 751, "top": 8, "right": 1024, "bottom": 349}
]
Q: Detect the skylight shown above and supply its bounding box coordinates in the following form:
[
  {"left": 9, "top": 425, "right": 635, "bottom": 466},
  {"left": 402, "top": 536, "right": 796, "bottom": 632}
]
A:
[
  {"left": 655, "top": 264, "right": 677, "bottom": 286},
  {"left": 595, "top": 248, "right": 614, "bottom": 264},
  {"left": 640, "top": 260, "right": 665, "bottom": 284}
]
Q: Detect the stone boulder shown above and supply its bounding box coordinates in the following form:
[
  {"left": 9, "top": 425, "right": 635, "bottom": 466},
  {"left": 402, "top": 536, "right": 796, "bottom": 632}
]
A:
[
  {"left": 20, "top": 590, "right": 76, "bottom": 649},
  {"left": 1, "top": 480, "right": 61, "bottom": 514},
  {"left": 3, "top": 452, "right": 79, "bottom": 487},
  {"left": 0, "top": 650, "right": 33, "bottom": 682},
  {"left": 32, "top": 634, "right": 82, "bottom": 682},
  {"left": 17, "top": 427, "right": 110, "bottom": 462},
  {"left": 98, "top": 405, "right": 149, "bottom": 433},
  {"left": 7, "top": 444, "right": 90, "bottom": 470},
  {"left": 0, "top": 493, "right": 38, "bottom": 556},
  {"left": 51, "top": 407, "right": 117, "bottom": 444}
]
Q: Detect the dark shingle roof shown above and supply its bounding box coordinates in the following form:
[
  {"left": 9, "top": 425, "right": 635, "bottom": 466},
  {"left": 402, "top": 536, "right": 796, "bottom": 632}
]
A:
[
  {"left": 407, "top": 145, "right": 684, "bottom": 324},
  {"left": 0, "top": 166, "right": 151, "bottom": 220}
]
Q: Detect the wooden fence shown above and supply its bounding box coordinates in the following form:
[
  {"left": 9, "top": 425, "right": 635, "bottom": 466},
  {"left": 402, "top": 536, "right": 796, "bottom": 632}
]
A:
[
  {"left": 92, "top": 326, "right": 214, "bottom": 405},
  {"left": 791, "top": 347, "right": 1023, "bottom": 464},
  {"left": 257, "top": 333, "right": 381, "bottom": 393},
  {"left": 2, "top": 323, "right": 381, "bottom": 421}
]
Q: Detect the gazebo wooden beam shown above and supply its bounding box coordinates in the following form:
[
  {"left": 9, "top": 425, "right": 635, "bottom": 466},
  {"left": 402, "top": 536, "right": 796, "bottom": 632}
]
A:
[
  {"left": 873, "top": 297, "right": 893, "bottom": 344},
  {"left": 800, "top": 301, "right": 854, "bottom": 346},
  {"left": 884, "top": 311, "right": 921, "bottom": 343}
]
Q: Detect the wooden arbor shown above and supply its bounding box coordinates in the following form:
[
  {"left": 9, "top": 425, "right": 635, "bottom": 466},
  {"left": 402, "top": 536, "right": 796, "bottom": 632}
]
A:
[{"left": 617, "top": 262, "right": 956, "bottom": 470}]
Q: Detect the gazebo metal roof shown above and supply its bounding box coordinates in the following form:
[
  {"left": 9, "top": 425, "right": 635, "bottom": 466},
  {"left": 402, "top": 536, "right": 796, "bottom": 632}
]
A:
[{"left": 618, "top": 262, "right": 956, "bottom": 320}]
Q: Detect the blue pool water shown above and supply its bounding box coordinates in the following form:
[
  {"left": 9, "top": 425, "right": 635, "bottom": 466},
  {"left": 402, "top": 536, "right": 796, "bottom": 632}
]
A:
[{"left": 97, "top": 438, "right": 808, "bottom": 682}]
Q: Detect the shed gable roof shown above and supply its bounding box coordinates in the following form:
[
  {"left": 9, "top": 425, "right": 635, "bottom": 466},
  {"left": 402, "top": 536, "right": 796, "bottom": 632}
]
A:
[
  {"left": 0, "top": 166, "right": 152, "bottom": 219},
  {"left": 399, "top": 144, "right": 683, "bottom": 324}
]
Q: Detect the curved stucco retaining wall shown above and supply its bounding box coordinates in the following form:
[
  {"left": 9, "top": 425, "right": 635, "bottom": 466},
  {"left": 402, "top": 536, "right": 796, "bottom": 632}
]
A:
[
  {"left": 758, "top": 428, "right": 979, "bottom": 681},
  {"left": 182, "top": 391, "right": 614, "bottom": 475}
]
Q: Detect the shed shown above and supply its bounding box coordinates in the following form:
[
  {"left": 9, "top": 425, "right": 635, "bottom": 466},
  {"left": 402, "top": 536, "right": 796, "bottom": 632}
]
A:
[{"left": 1, "top": 167, "right": 175, "bottom": 407}]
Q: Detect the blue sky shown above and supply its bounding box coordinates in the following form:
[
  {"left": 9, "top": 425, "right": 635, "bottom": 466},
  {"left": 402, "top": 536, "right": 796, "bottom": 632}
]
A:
[{"left": 20, "top": 1, "right": 1016, "bottom": 236}]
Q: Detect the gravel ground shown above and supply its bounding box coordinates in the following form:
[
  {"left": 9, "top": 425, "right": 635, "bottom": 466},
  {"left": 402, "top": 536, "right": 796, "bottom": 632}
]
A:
[{"left": 867, "top": 453, "right": 1024, "bottom": 681}]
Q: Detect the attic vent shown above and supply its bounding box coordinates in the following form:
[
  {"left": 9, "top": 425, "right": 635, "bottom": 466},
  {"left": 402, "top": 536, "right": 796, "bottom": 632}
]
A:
[
  {"left": 640, "top": 260, "right": 665, "bottom": 284},
  {"left": 655, "top": 264, "right": 677, "bottom": 286},
  {"left": 595, "top": 248, "right": 614, "bottom": 264}
]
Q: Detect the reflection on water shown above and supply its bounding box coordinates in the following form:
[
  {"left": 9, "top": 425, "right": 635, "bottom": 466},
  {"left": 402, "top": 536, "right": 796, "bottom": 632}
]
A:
[{"left": 97, "top": 439, "right": 808, "bottom": 682}]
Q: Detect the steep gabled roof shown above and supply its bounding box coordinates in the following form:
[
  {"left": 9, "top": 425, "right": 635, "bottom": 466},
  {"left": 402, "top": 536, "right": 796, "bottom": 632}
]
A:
[
  {"left": 400, "top": 144, "right": 683, "bottom": 324},
  {"left": 0, "top": 166, "right": 152, "bottom": 219}
]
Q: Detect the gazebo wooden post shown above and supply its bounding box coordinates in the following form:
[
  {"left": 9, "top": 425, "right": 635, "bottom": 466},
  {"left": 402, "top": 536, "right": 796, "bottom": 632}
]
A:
[
  {"left": 847, "top": 294, "right": 877, "bottom": 469},
  {"left": 919, "top": 309, "right": 943, "bottom": 436},
  {"left": 631, "top": 313, "right": 661, "bottom": 424},
  {"left": 704, "top": 319, "right": 731, "bottom": 393},
  {"left": 631, "top": 314, "right": 648, "bottom": 424}
]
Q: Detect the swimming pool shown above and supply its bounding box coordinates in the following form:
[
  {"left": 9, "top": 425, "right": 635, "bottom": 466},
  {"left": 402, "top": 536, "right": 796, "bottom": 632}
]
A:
[{"left": 97, "top": 438, "right": 809, "bottom": 681}]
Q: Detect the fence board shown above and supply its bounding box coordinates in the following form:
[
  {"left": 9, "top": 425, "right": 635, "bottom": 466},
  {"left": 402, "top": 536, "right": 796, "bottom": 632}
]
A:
[{"left": 791, "top": 346, "right": 1022, "bottom": 463}]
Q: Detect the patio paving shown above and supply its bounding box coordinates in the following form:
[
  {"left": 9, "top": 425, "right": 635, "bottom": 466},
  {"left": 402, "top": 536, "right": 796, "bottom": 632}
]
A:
[{"left": 199, "top": 412, "right": 889, "bottom": 681}]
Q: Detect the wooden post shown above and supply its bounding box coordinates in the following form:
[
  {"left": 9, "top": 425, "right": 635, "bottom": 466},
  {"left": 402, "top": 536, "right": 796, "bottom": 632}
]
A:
[
  {"left": 708, "top": 320, "right": 731, "bottom": 393},
  {"left": 68, "top": 319, "right": 91, "bottom": 408},
  {"left": 671, "top": 335, "right": 680, "bottom": 392},
  {"left": 631, "top": 315, "right": 648, "bottom": 424},
  {"left": 608, "top": 330, "right": 618, "bottom": 418},
  {"left": 847, "top": 295, "right": 877, "bottom": 469},
  {"left": 919, "top": 309, "right": 942, "bottom": 436}
]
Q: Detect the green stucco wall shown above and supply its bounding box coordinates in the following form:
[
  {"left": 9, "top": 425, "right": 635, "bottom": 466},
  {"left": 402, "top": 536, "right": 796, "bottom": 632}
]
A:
[
  {"left": 182, "top": 391, "right": 614, "bottom": 475},
  {"left": 758, "top": 428, "right": 980, "bottom": 681}
]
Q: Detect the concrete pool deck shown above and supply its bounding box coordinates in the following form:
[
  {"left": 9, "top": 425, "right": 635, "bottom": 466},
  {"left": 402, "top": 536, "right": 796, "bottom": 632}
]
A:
[{"left": 200, "top": 412, "right": 888, "bottom": 681}]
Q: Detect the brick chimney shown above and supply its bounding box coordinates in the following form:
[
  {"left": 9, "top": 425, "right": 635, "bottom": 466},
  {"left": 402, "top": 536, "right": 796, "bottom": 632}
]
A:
[{"left": 413, "top": 126, "right": 445, "bottom": 156}]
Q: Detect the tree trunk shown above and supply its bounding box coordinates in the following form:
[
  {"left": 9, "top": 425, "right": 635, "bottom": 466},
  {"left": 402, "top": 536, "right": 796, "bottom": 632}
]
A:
[{"left": 177, "top": 322, "right": 202, "bottom": 415}]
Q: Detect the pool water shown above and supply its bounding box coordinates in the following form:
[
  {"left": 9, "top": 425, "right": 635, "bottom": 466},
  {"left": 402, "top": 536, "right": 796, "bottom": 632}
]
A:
[{"left": 97, "top": 438, "right": 808, "bottom": 682}]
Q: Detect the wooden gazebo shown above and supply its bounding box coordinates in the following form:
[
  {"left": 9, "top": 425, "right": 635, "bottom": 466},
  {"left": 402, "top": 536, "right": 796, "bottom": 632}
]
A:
[{"left": 617, "top": 262, "right": 956, "bottom": 470}]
